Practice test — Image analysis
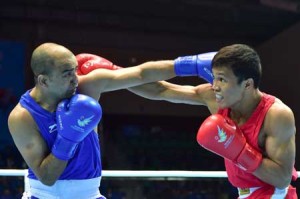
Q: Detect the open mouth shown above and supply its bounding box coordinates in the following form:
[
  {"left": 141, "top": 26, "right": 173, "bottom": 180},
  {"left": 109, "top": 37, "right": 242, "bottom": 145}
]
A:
[{"left": 215, "top": 94, "right": 223, "bottom": 103}]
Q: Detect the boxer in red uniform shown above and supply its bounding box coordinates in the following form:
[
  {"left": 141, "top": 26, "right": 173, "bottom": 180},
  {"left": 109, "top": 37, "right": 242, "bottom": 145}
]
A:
[{"left": 78, "top": 44, "right": 298, "bottom": 198}]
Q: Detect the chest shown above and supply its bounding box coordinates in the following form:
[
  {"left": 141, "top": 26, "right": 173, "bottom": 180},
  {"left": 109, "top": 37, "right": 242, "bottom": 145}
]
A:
[
  {"left": 257, "top": 123, "right": 267, "bottom": 153},
  {"left": 34, "top": 115, "right": 58, "bottom": 147},
  {"left": 239, "top": 120, "right": 267, "bottom": 153}
]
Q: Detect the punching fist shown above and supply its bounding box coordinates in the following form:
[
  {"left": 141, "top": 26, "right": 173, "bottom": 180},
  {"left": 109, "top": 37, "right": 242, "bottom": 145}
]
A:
[
  {"left": 196, "top": 114, "right": 262, "bottom": 172},
  {"left": 52, "top": 94, "right": 102, "bottom": 160},
  {"left": 76, "top": 53, "right": 122, "bottom": 75},
  {"left": 174, "top": 52, "right": 216, "bottom": 83}
]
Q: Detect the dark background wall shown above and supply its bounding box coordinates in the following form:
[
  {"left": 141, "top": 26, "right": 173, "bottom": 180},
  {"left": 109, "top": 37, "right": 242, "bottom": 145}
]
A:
[
  {"left": 1, "top": 0, "right": 299, "bottom": 117},
  {"left": 257, "top": 22, "right": 300, "bottom": 172}
]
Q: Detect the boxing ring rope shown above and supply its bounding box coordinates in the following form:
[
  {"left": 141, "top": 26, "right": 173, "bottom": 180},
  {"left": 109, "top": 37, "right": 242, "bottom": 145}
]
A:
[
  {"left": 0, "top": 169, "right": 229, "bottom": 191},
  {"left": 2, "top": 169, "right": 299, "bottom": 178},
  {"left": 0, "top": 169, "right": 229, "bottom": 178},
  {"left": 0, "top": 169, "right": 299, "bottom": 191}
]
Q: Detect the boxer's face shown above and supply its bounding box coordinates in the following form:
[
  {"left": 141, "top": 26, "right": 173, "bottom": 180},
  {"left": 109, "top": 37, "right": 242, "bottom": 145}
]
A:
[
  {"left": 47, "top": 58, "right": 78, "bottom": 100},
  {"left": 212, "top": 66, "right": 247, "bottom": 109}
]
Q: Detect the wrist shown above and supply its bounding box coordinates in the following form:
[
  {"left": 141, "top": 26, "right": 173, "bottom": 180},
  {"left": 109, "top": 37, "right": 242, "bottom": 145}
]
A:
[{"left": 52, "top": 133, "right": 78, "bottom": 161}]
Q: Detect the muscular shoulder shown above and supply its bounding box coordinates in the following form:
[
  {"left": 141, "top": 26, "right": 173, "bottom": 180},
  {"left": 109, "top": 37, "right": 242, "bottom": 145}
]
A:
[
  {"left": 268, "top": 99, "right": 294, "bottom": 125},
  {"left": 264, "top": 98, "right": 295, "bottom": 138},
  {"left": 195, "top": 84, "right": 218, "bottom": 114},
  {"left": 8, "top": 104, "right": 37, "bottom": 135}
]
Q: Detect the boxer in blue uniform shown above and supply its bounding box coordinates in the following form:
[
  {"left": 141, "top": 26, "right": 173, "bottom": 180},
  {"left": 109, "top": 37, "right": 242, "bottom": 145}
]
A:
[{"left": 7, "top": 42, "right": 176, "bottom": 198}]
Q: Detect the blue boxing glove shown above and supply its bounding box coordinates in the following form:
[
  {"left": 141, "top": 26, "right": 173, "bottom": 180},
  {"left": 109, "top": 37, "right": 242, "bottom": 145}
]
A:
[
  {"left": 52, "top": 94, "right": 102, "bottom": 160},
  {"left": 174, "top": 52, "right": 217, "bottom": 83}
]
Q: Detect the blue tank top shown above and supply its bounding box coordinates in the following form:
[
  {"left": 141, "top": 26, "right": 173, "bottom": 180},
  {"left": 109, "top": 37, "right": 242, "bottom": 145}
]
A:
[{"left": 19, "top": 90, "right": 102, "bottom": 180}]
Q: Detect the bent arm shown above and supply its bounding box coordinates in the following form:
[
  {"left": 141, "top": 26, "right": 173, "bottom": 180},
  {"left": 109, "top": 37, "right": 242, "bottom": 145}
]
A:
[
  {"left": 253, "top": 104, "right": 296, "bottom": 188},
  {"left": 8, "top": 105, "right": 67, "bottom": 186}
]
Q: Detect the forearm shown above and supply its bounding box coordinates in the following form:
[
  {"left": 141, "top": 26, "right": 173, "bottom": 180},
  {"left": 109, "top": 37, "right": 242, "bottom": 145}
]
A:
[
  {"left": 128, "top": 81, "right": 166, "bottom": 100},
  {"left": 253, "top": 158, "right": 292, "bottom": 189},
  {"left": 139, "top": 60, "right": 175, "bottom": 82},
  {"left": 128, "top": 81, "right": 207, "bottom": 105},
  {"left": 35, "top": 154, "right": 67, "bottom": 186}
]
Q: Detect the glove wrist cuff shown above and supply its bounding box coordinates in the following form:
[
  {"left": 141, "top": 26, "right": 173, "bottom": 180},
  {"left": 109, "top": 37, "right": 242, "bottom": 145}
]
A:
[
  {"left": 52, "top": 134, "right": 78, "bottom": 161},
  {"left": 236, "top": 143, "right": 263, "bottom": 172},
  {"left": 174, "top": 55, "right": 198, "bottom": 76}
]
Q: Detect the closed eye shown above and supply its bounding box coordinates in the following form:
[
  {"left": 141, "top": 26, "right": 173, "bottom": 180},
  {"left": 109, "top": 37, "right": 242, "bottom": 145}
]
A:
[{"left": 62, "top": 68, "right": 76, "bottom": 78}]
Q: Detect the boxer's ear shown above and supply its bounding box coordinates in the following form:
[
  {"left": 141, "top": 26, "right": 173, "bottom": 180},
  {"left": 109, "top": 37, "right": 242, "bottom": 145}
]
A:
[{"left": 36, "top": 74, "right": 49, "bottom": 87}]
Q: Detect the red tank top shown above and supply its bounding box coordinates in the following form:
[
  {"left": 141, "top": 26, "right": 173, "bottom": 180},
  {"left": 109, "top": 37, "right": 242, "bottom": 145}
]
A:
[{"left": 218, "top": 93, "right": 275, "bottom": 188}]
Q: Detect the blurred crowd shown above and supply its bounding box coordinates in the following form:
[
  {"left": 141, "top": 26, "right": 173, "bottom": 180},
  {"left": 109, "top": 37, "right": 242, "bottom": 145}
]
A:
[{"left": 0, "top": 145, "right": 25, "bottom": 198}]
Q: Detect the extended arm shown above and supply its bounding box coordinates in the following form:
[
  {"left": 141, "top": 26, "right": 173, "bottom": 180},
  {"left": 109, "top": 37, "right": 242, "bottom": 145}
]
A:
[
  {"left": 76, "top": 53, "right": 218, "bottom": 112},
  {"left": 128, "top": 81, "right": 218, "bottom": 113},
  {"left": 78, "top": 60, "right": 175, "bottom": 96}
]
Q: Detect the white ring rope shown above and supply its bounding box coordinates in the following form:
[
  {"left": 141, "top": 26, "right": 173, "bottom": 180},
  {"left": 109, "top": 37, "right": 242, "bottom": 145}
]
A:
[
  {"left": 102, "top": 170, "right": 228, "bottom": 178},
  {"left": 0, "top": 169, "right": 228, "bottom": 178},
  {"left": 0, "top": 169, "right": 27, "bottom": 176},
  {"left": 0, "top": 169, "right": 299, "bottom": 178},
  {"left": 0, "top": 169, "right": 298, "bottom": 193}
]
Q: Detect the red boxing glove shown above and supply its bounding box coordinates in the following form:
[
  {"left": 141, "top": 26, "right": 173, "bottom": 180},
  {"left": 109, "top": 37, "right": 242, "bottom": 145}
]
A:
[
  {"left": 196, "top": 114, "right": 262, "bottom": 173},
  {"left": 76, "top": 53, "right": 123, "bottom": 75},
  {"left": 292, "top": 167, "right": 298, "bottom": 181}
]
